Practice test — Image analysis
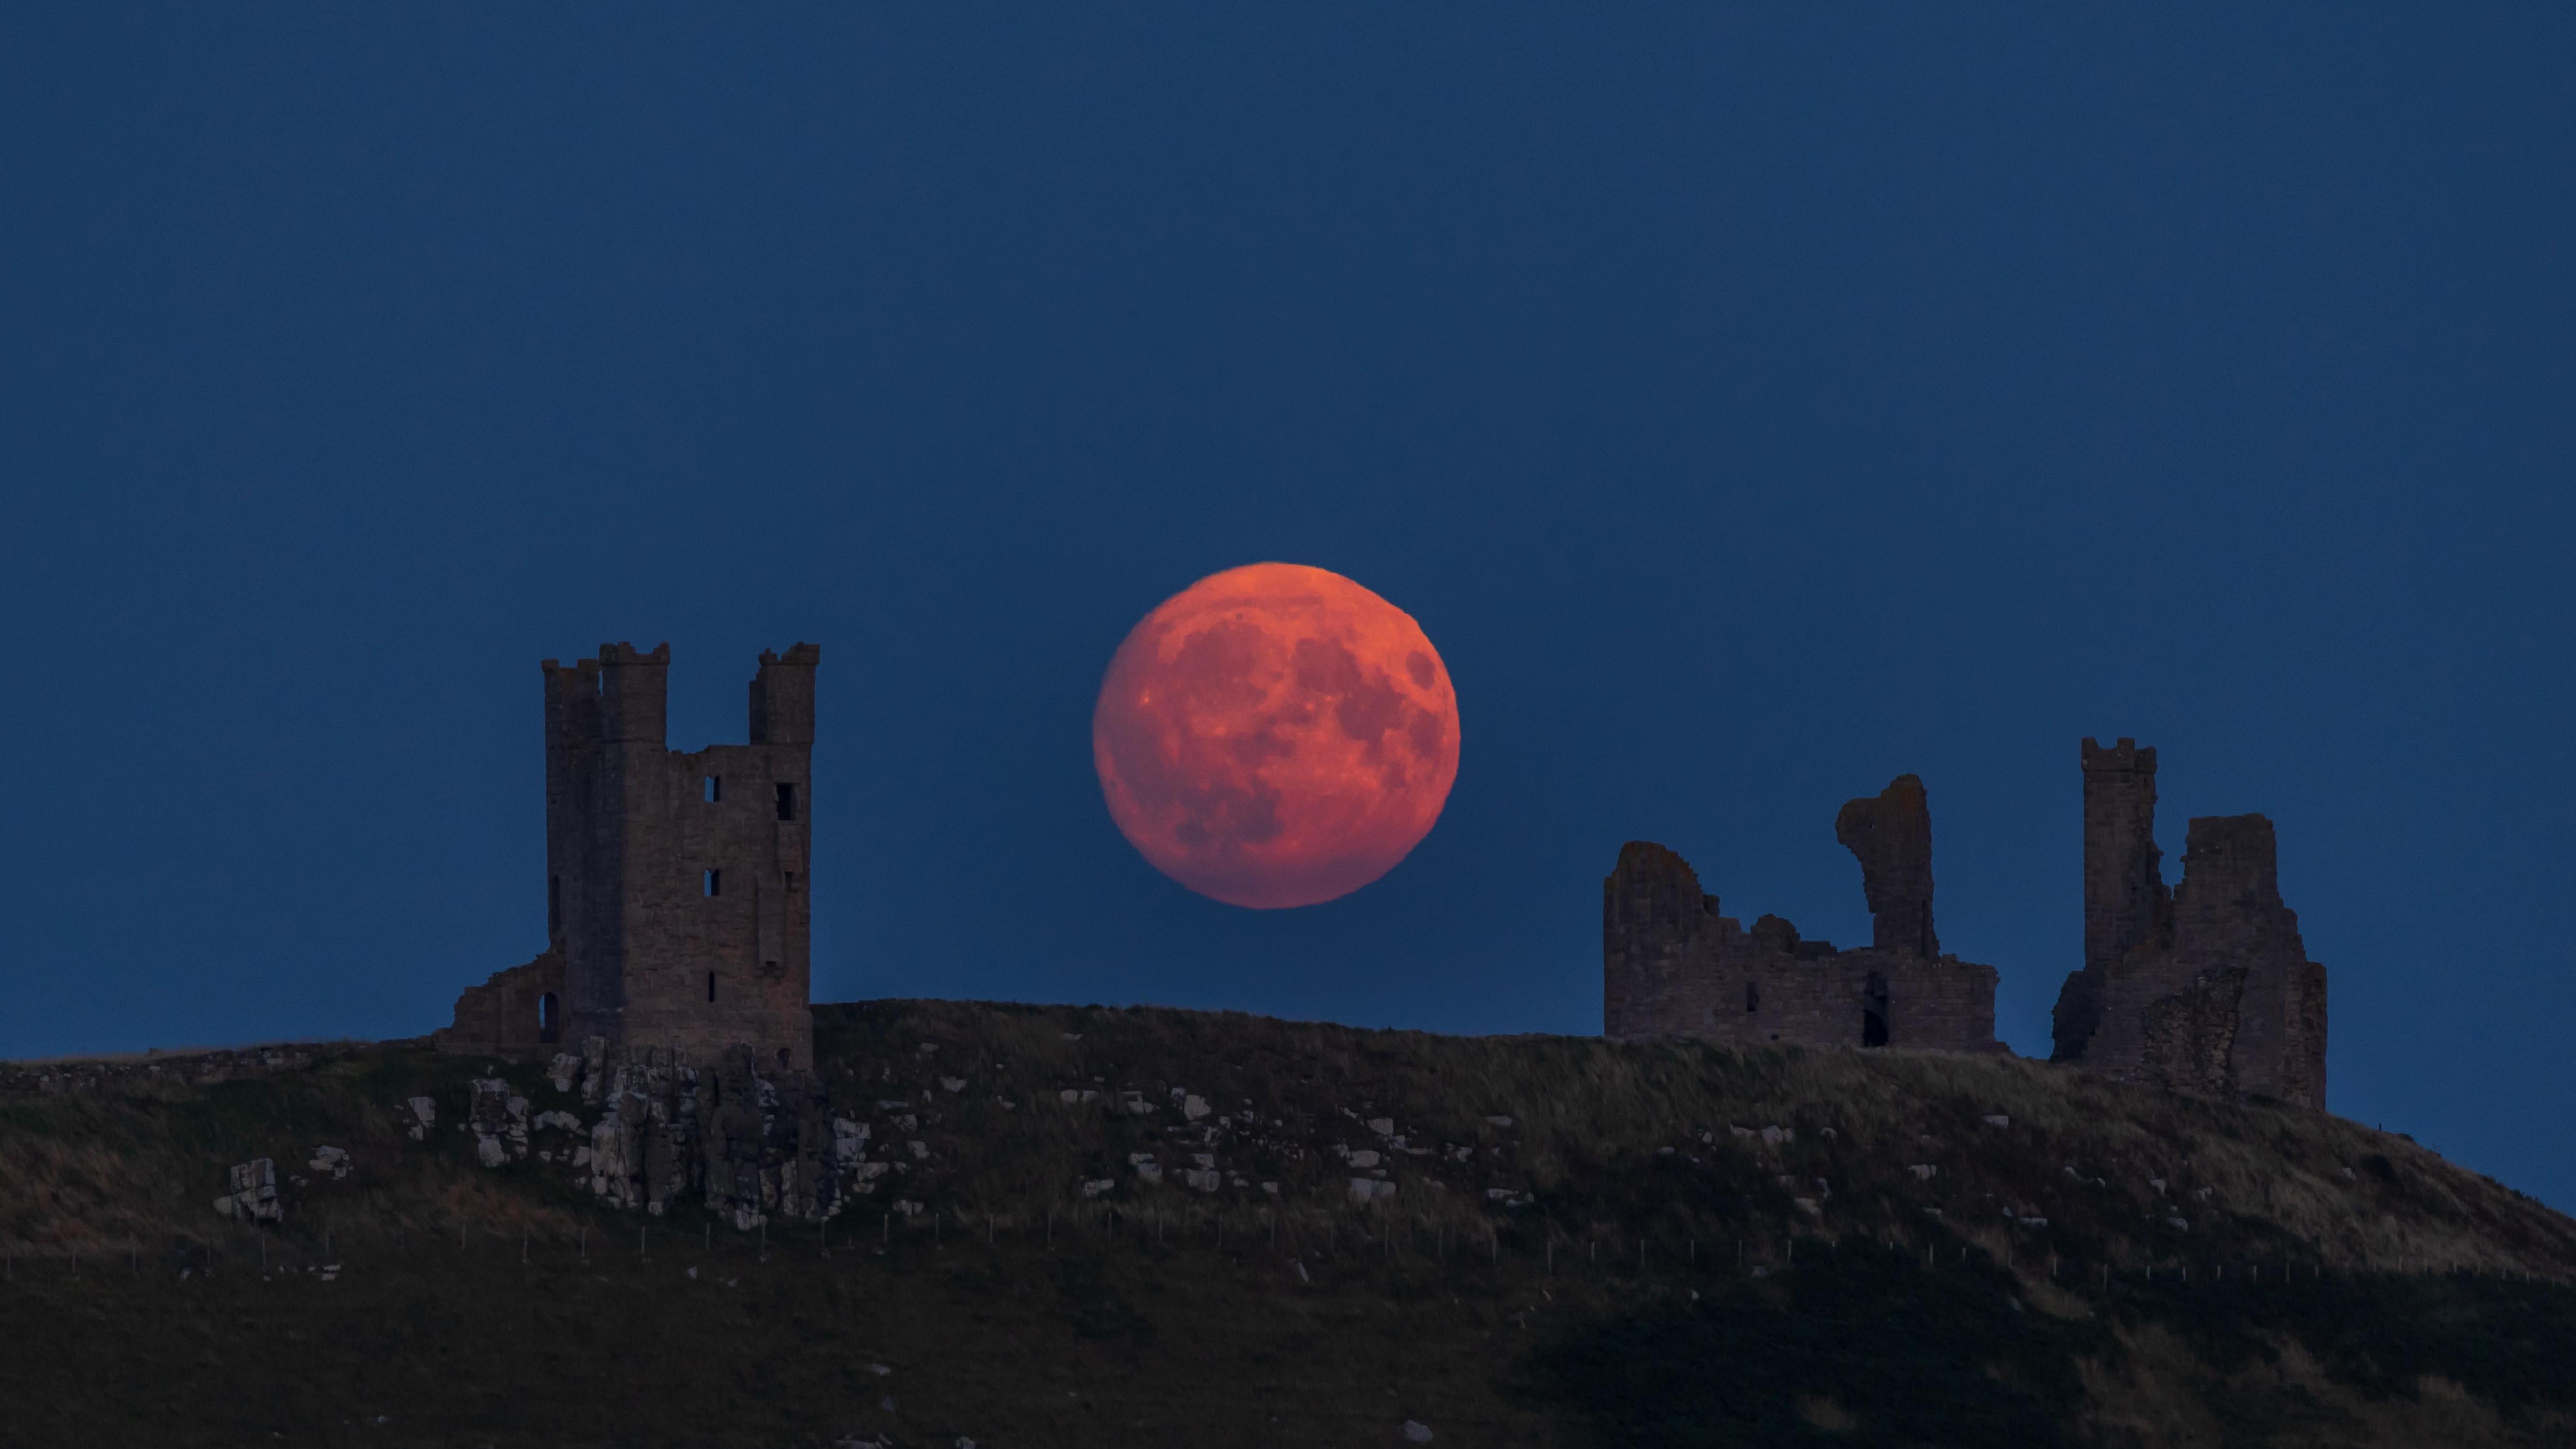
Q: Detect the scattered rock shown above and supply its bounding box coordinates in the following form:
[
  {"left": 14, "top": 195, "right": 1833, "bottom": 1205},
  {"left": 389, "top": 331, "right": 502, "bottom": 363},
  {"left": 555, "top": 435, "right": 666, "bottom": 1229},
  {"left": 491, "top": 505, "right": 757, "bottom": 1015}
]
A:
[
  {"left": 1907, "top": 1164, "right": 1937, "bottom": 1180},
  {"left": 1983, "top": 1115, "right": 2010, "bottom": 1129},
  {"left": 1404, "top": 1421, "right": 1435, "bottom": 1443},
  {"left": 213, "top": 1159, "right": 281, "bottom": 1222},
  {"left": 1760, "top": 1125, "right": 1792, "bottom": 1147},
  {"left": 1486, "top": 1115, "right": 1513, "bottom": 1128},
  {"left": 548, "top": 1053, "right": 582, "bottom": 1095},
  {"left": 833, "top": 1119, "right": 870, "bottom": 1165},
  {"left": 1182, "top": 1094, "right": 1211, "bottom": 1122},
  {"left": 467, "top": 1078, "right": 531, "bottom": 1167},
  {"left": 1183, "top": 1169, "right": 1220, "bottom": 1193},
  {"left": 1367, "top": 1117, "right": 1396, "bottom": 1136},
  {"left": 1350, "top": 1178, "right": 1397, "bottom": 1203},
  {"left": 1080, "top": 1178, "right": 1116, "bottom": 1199},
  {"left": 1348, "top": 1149, "right": 1382, "bottom": 1170},
  {"left": 406, "top": 1097, "right": 437, "bottom": 1141},
  {"left": 939, "top": 1077, "right": 966, "bottom": 1094},
  {"left": 307, "top": 1146, "right": 351, "bottom": 1181}
]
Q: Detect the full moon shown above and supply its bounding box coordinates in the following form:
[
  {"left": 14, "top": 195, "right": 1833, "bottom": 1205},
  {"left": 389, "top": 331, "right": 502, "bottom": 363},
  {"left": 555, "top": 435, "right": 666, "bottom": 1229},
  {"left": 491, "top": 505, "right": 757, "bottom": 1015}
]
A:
[{"left": 1093, "top": 563, "right": 1461, "bottom": 909}]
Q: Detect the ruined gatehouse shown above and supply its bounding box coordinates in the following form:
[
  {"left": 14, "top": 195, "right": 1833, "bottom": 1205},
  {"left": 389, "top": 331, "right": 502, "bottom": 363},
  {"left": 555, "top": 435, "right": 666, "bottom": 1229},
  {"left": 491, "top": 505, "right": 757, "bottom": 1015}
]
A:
[
  {"left": 437, "top": 641, "right": 818, "bottom": 1072},
  {"left": 431, "top": 642, "right": 853, "bottom": 1226},
  {"left": 1603, "top": 775, "right": 2002, "bottom": 1052},
  {"left": 2050, "top": 738, "right": 2328, "bottom": 1108}
]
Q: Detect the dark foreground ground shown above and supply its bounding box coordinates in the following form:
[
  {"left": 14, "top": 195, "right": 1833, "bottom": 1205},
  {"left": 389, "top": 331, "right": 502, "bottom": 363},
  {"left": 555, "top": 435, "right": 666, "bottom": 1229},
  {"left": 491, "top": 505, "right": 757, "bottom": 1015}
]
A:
[{"left": 4, "top": 998, "right": 2574, "bottom": 1446}]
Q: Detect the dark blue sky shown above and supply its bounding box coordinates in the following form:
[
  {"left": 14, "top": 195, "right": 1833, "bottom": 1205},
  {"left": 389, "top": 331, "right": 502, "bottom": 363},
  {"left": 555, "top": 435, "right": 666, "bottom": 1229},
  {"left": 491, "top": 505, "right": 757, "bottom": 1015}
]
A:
[{"left": 4, "top": 8, "right": 2569, "bottom": 1204}]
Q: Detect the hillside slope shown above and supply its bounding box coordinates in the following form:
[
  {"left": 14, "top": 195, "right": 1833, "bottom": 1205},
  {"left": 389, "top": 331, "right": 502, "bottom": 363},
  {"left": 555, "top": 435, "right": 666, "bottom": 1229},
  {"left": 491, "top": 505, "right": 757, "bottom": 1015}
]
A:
[{"left": 2, "top": 999, "right": 2571, "bottom": 1447}]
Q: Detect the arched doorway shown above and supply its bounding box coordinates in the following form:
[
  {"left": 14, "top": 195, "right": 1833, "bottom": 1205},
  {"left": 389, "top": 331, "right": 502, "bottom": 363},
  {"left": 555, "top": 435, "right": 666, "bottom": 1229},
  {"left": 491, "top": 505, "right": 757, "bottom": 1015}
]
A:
[{"left": 1862, "top": 972, "right": 1889, "bottom": 1048}]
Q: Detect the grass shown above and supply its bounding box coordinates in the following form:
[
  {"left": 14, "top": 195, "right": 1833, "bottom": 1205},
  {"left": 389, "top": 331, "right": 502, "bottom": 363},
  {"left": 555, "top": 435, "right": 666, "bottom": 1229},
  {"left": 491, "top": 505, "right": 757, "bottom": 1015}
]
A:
[{"left": 3, "top": 996, "right": 2574, "bottom": 1446}]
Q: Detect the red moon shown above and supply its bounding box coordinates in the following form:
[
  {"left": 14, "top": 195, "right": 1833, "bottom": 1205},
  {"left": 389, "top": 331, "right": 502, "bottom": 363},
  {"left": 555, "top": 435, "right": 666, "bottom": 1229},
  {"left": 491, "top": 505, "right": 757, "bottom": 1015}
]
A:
[{"left": 1093, "top": 563, "right": 1461, "bottom": 909}]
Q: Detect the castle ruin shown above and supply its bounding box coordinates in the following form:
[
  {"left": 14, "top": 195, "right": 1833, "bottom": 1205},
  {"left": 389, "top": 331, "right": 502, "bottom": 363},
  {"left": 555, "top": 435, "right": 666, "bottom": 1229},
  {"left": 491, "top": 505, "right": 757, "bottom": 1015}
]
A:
[
  {"left": 1603, "top": 775, "right": 2002, "bottom": 1052},
  {"left": 1604, "top": 743, "right": 2330, "bottom": 1110},
  {"left": 437, "top": 642, "right": 819, "bottom": 1072},
  {"left": 2051, "top": 738, "right": 2328, "bottom": 1108}
]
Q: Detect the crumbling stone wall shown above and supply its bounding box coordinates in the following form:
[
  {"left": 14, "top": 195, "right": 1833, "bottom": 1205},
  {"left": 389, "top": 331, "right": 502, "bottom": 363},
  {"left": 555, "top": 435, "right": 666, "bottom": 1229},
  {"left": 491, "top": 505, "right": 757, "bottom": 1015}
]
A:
[
  {"left": 1604, "top": 776, "right": 1999, "bottom": 1053},
  {"left": 431, "top": 952, "right": 564, "bottom": 1059},
  {"left": 2051, "top": 742, "right": 2328, "bottom": 1108},
  {"left": 441, "top": 642, "right": 819, "bottom": 1071},
  {"left": 1834, "top": 774, "right": 1937, "bottom": 957}
]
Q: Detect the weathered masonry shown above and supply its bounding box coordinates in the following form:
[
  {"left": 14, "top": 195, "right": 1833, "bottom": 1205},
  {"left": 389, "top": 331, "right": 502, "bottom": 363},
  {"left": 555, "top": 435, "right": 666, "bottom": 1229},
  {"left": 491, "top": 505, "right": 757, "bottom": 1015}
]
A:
[
  {"left": 2051, "top": 738, "right": 2327, "bottom": 1108},
  {"left": 438, "top": 642, "right": 819, "bottom": 1072},
  {"left": 1604, "top": 775, "right": 2001, "bottom": 1052}
]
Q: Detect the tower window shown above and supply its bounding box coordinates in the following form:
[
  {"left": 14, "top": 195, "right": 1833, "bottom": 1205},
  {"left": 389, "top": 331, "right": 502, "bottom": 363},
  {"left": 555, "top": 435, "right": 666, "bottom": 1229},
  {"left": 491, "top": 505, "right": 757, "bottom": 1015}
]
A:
[
  {"left": 776, "top": 782, "right": 798, "bottom": 821},
  {"left": 704, "top": 775, "right": 722, "bottom": 803},
  {"left": 537, "top": 991, "right": 560, "bottom": 1044},
  {"left": 703, "top": 869, "right": 721, "bottom": 897},
  {"left": 783, "top": 871, "right": 798, "bottom": 893},
  {"left": 707, "top": 971, "right": 717, "bottom": 1003},
  {"left": 1745, "top": 982, "right": 1759, "bottom": 1013}
]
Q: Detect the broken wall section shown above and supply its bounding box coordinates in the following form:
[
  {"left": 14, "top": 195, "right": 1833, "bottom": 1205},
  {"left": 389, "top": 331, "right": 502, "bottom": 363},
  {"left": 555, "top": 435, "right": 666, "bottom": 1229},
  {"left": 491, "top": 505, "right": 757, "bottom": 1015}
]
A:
[{"left": 1603, "top": 774, "right": 1999, "bottom": 1054}]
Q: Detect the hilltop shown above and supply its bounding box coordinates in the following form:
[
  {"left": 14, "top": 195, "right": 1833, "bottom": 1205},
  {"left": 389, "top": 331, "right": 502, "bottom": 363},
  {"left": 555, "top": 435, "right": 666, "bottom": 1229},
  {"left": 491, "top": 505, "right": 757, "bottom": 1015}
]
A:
[{"left": 3, "top": 999, "right": 2573, "bottom": 1447}]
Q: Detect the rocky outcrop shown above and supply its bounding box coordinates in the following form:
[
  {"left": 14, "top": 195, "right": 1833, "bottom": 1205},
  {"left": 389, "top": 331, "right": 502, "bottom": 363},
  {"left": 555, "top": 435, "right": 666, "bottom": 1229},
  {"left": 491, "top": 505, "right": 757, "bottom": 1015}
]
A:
[
  {"left": 214, "top": 1159, "right": 281, "bottom": 1222},
  {"left": 2053, "top": 743, "right": 2328, "bottom": 1109},
  {"left": 437, "top": 1038, "right": 871, "bottom": 1227}
]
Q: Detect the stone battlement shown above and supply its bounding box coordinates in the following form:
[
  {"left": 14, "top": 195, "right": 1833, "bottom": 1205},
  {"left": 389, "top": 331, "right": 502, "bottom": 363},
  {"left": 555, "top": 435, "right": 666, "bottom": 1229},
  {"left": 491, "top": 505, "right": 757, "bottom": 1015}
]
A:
[{"left": 2080, "top": 736, "right": 2158, "bottom": 774}]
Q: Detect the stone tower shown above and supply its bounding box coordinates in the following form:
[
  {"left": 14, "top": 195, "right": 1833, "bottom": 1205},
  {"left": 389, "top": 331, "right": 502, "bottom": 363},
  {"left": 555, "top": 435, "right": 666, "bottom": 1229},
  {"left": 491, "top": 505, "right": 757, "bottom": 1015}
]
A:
[
  {"left": 2056, "top": 738, "right": 2173, "bottom": 1060},
  {"left": 438, "top": 642, "right": 819, "bottom": 1070},
  {"left": 2050, "top": 738, "right": 2327, "bottom": 1108}
]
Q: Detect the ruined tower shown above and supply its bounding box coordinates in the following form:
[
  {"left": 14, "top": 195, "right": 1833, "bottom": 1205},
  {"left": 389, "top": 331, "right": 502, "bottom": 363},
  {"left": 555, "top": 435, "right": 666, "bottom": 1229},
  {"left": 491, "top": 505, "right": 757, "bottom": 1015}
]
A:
[
  {"left": 2051, "top": 739, "right": 2326, "bottom": 1108},
  {"left": 1834, "top": 774, "right": 1938, "bottom": 958},
  {"left": 439, "top": 642, "right": 819, "bottom": 1070},
  {"left": 1603, "top": 774, "right": 1997, "bottom": 1052},
  {"left": 2055, "top": 738, "right": 2174, "bottom": 1060}
]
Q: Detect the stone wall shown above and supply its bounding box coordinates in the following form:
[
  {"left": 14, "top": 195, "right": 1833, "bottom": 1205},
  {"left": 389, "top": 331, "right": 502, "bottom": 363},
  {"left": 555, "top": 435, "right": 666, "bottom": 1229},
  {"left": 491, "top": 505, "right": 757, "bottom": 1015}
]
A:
[
  {"left": 431, "top": 952, "right": 565, "bottom": 1060},
  {"left": 2051, "top": 742, "right": 2328, "bottom": 1108},
  {"left": 442, "top": 642, "right": 819, "bottom": 1070},
  {"left": 1604, "top": 776, "right": 1999, "bottom": 1053}
]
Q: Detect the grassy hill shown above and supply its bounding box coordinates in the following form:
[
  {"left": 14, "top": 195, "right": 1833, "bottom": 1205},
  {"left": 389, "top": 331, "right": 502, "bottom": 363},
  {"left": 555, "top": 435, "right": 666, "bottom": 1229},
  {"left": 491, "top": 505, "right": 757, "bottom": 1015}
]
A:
[{"left": 3, "top": 998, "right": 2572, "bottom": 1447}]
